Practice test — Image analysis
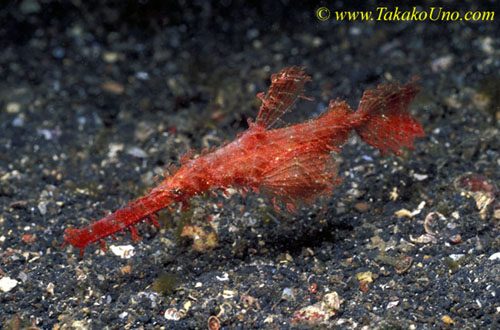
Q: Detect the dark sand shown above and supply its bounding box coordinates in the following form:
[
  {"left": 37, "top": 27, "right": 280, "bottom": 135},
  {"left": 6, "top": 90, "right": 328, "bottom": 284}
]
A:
[{"left": 1, "top": 1, "right": 498, "bottom": 328}]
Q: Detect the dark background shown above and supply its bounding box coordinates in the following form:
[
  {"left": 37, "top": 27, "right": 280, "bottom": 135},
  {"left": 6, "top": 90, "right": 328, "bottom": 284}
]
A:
[{"left": 1, "top": 0, "right": 499, "bottom": 328}]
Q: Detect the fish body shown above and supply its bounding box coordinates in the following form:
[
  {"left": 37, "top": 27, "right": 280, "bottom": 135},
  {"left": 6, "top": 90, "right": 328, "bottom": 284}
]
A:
[{"left": 64, "top": 67, "right": 424, "bottom": 256}]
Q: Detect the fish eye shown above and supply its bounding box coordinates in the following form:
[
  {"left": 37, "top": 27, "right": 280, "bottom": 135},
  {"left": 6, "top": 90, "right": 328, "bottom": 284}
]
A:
[{"left": 171, "top": 188, "right": 184, "bottom": 196}]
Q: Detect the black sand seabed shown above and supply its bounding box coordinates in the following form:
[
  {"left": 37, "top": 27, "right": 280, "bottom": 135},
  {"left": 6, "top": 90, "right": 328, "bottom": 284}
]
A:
[{"left": 0, "top": 1, "right": 499, "bottom": 329}]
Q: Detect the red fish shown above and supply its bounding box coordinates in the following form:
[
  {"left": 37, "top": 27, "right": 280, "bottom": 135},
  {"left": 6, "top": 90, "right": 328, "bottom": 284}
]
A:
[{"left": 63, "top": 67, "right": 424, "bottom": 256}]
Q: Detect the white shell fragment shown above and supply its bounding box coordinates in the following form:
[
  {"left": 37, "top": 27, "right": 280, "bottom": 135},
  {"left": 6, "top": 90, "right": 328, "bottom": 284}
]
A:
[
  {"left": 410, "top": 233, "right": 438, "bottom": 244},
  {"left": 449, "top": 254, "right": 465, "bottom": 261},
  {"left": 222, "top": 289, "right": 237, "bottom": 299},
  {"left": 395, "top": 201, "right": 426, "bottom": 218},
  {"left": 413, "top": 173, "right": 428, "bottom": 181},
  {"left": 164, "top": 308, "right": 186, "bottom": 321},
  {"left": 126, "top": 146, "right": 148, "bottom": 158},
  {"left": 110, "top": 245, "right": 136, "bottom": 259},
  {"left": 216, "top": 272, "right": 229, "bottom": 281},
  {"left": 107, "top": 143, "right": 124, "bottom": 159},
  {"left": 0, "top": 277, "right": 18, "bottom": 292},
  {"left": 292, "top": 291, "right": 343, "bottom": 324},
  {"left": 387, "top": 300, "right": 399, "bottom": 309},
  {"left": 489, "top": 252, "right": 500, "bottom": 260},
  {"left": 46, "top": 282, "right": 55, "bottom": 296}
]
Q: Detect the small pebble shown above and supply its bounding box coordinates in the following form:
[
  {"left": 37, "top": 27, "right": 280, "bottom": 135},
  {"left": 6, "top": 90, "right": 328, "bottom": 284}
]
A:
[
  {"left": 136, "top": 71, "right": 149, "bottom": 80},
  {"left": 449, "top": 254, "right": 464, "bottom": 261},
  {"left": 12, "top": 116, "right": 24, "bottom": 127},
  {"left": 441, "top": 315, "right": 454, "bottom": 324},
  {"left": 354, "top": 202, "right": 370, "bottom": 212},
  {"left": 52, "top": 47, "right": 65, "bottom": 59},
  {"left": 281, "top": 287, "right": 295, "bottom": 301},
  {"left": 431, "top": 55, "right": 454, "bottom": 72},
  {"left": 126, "top": 146, "right": 148, "bottom": 158},
  {"left": 448, "top": 234, "right": 462, "bottom": 244},
  {"left": 18, "top": 272, "right": 28, "bottom": 284},
  {"left": 20, "top": 0, "right": 41, "bottom": 14},
  {"left": 6, "top": 102, "right": 21, "bottom": 113},
  {"left": 103, "top": 52, "right": 119, "bottom": 63},
  {"left": 102, "top": 81, "right": 125, "bottom": 94},
  {"left": 38, "top": 201, "right": 48, "bottom": 215}
]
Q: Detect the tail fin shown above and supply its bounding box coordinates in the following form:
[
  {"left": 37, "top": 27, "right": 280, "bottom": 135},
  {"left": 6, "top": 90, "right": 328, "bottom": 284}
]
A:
[{"left": 355, "top": 78, "right": 424, "bottom": 155}]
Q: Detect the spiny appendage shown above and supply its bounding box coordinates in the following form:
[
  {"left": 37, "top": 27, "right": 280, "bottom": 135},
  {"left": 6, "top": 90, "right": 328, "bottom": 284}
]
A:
[
  {"left": 63, "top": 194, "right": 165, "bottom": 257},
  {"left": 255, "top": 66, "right": 312, "bottom": 129},
  {"left": 355, "top": 77, "right": 424, "bottom": 155},
  {"left": 259, "top": 147, "right": 341, "bottom": 213}
]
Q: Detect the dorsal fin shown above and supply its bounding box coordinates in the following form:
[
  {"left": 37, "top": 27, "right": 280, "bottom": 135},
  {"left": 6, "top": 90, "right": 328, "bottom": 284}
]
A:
[
  {"left": 180, "top": 149, "right": 196, "bottom": 165},
  {"left": 255, "top": 67, "right": 312, "bottom": 129}
]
